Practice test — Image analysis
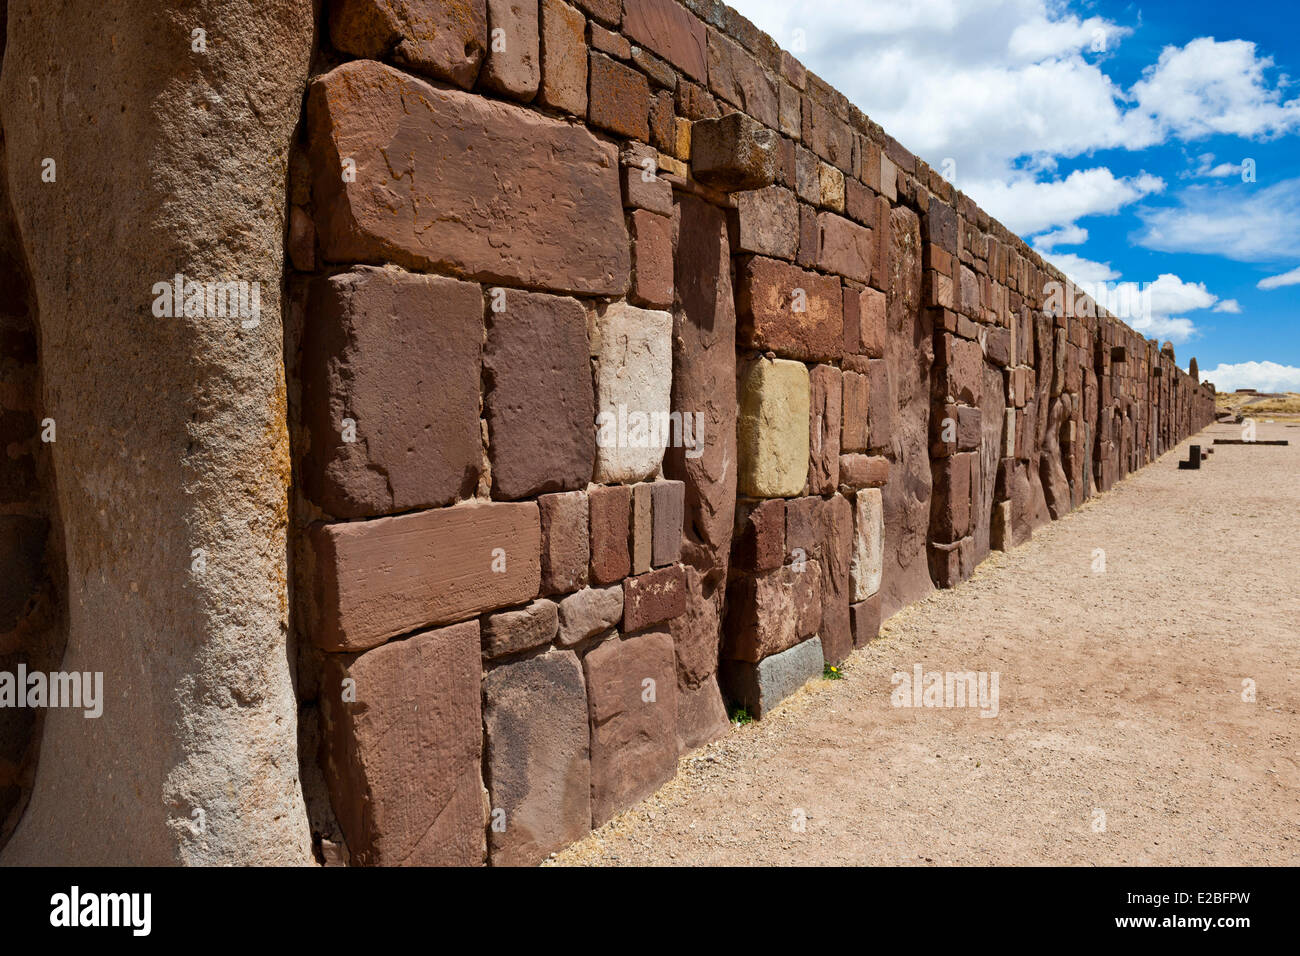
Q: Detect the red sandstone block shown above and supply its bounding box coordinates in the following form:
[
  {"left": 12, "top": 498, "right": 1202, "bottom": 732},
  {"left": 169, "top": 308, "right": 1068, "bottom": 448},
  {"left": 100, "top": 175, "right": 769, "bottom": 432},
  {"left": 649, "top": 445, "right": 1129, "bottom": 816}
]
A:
[
  {"left": 631, "top": 482, "right": 653, "bottom": 573},
  {"left": 590, "top": 22, "right": 631, "bottom": 59},
  {"left": 867, "top": 358, "right": 893, "bottom": 451},
  {"left": 845, "top": 178, "right": 876, "bottom": 227},
  {"left": 928, "top": 536, "right": 975, "bottom": 588},
  {"left": 330, "top": 0, "right": 487, "bottom": 90},
  {"left": 841, "top": 369, "right": 869, "bottom": 453},
  {"left": 931, "top": 451, "right": 973, "bottom": 543},
  {"left": 732, "top": 498, "right": 785, "bottom": 572},
  {"left": 936, "top": 333, "right": 983, "bottom": 406},
  {"left": 809, "top": 364, "right": 842, "bottom": 495},
  {"left": 843, "top": 283, "right": 861, "bottom": 356},
  {"left": 837, "top": 454, "right": 889, "bottom": 490},
  {"left": 320, "top": 620, "right": 485, "bottom": 865},
  {"left": 540, "top": 0, "right": 588, "bottom": 116},
  {"left": 309, "top": 61, "right": 627, "bottom": 296},
  {"left": 736, "top": 255, "right": 843, "bottom": 362},
  {"left": 817, "top": 212, "right": 873, "bottom": 283},
  {"left": 623, "top": 0, "right": 707, "bottom": 82},
  {"left": 481, "top": 0, "right": 541, "bottom": 100},
  {"left": 850, "top": 594, "right": 881, "bottom": 647},
  {"left": 723, "top": 563, "right": 822, "bottom": 663},
  {"left": 623, "top": 564, "right": 687, "bottom": 632},
  {"left": 650, "top": 480, "right": 685, "bottom": 567},
  {"left": 540, "top": 490, "right": 590, "bottom": 594},
  {"left": 803, "top": 96, "right": 854, "bottom": 172},
  {"left": 574, "top": 0, "right": 621, "bottom": 27},
  {"left": 589, "top": 51, "right": 650, "bottom": 140},
  {"left": 622, "top": 164, "right": 674, "bottom": 215},
  {"left": 584, "top": 630, "right": 679, "bottom": 826},
  {"left": 311, "top": 501, "right": 541, "bottom": 652},
  {"left": 691, "top": 112, "right": 778, "bottom": 191},
  {"left": 302, "top": 267, "right": 483, "bottom": 519},
  {"left": 675, "top": 79, "right": 720, "bottom": 119},
  {"left": 589, "top": 484, "right": 632, "bottom": 585},
  {"left": 649, "top": 90, "right": 676, "bottom": 152},
  {"left": 783, "top": 495, "right": 824, "bottom": 561},
  {"left": 705, "top": 27, "right": 778, "bottom": 129},
  {"left": 630, "top": 209, "right": 673, "bottom": 308},
  {"left": 795, "top": 202, "right": 819, "bottom": 268},
  {"left": 729, "top": 186, "right": 799, "bottom": 260},
  {"left": 859, "top": 286, "right": 886, "bottom": 357}
]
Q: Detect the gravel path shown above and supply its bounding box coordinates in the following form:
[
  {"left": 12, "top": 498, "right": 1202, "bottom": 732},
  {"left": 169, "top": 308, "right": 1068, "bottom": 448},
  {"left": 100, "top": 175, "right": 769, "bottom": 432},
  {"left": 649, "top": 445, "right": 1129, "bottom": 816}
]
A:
[{"left": 554, "top": 423, "right": 1300, "bottom": 866}]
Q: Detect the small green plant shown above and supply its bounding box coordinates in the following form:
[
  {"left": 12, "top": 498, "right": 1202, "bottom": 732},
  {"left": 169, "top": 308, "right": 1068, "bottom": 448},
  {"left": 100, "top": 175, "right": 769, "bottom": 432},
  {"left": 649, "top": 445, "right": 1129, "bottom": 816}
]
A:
[
  {"left": 823, "top": 663, "right": 844, "bottom": 680},
  {"left": 729, "top": 706, "right": 753, "bottom": 725}
]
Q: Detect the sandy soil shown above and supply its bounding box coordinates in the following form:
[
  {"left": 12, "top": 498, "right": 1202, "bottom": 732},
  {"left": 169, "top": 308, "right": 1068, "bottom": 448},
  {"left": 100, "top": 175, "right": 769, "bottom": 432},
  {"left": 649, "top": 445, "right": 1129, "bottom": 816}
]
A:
[{"left": 554, "top": 423, "right": 1300, "bottom": 866}]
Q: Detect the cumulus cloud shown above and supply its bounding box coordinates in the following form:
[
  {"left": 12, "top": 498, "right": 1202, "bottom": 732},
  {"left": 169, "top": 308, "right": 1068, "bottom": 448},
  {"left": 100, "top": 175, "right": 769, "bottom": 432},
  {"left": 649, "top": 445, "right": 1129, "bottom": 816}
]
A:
[
  {"left": 1201, "top": 361, "right": 1300, "bottom": 392},
  {"left": 1031, "top": 224, "right": 1088, "bottom": 252},
  {"left": 969, "top": 169, "right": 1164, "bottom": 235},
  {"left": 1212, "top": 299, "right": 1242, "bottom": 313},
  {"left": 1133, "top": 178, "right": 1300, "bottom": 261},
  {"left": 1257, "top": 266, "right": 1300, "bottom": 290}
]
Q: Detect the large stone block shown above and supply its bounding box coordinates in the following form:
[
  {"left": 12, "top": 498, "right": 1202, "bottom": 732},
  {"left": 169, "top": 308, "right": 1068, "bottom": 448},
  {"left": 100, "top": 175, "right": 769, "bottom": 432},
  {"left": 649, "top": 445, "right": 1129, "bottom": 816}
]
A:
[
  {"left": 584, "top": 630, "right": 679, "bottom": 825},
  {"left": 557, "top": 584, "right": 624, "bottom": 647},
  {"left": 594, "top": 302, "right": 673, "bottom": 484},
  {"left": 737, "top": 357, "right": 811, "bottom": 498},
  {"left": 866, "top": 357, "right": 893, "bottom": 452},
  {"left": 729, "top": 186, "right": 799, "bottom": 260},
  {"left": 723, "top": 562, "right": 822, "bottom": 663},
  {"left": 669, "top": 564, "right": 724, "bottom": 689},
  {"left": 312, "top": 501, "right": 541, "bottom": 652},
  {"left": 485, "top": 290, "right": 594, "bottom": 499},
  {"left": 320, "top": 621, "right": 484, "bottom": 865},
  {"left": 850, "top": 488, "right": 883, "bottom": 600},
  {"left": 719, "top": 636, "right": 823, "bottom": 719},
  {"left": 482, "top": 599, "right": 559, "bottom": 660},
  {"left": 691, "top": 112, "right": 778, "bottom": 191},
  {"left": 539, "top": 491, "right": 590, "bottom": 595},
  {"left": 330, "top": 0, "right": 487, "bottom": 89},
  {"left": 841, "top": 369, "right": 869, "bottom": 453},
  {"left": 676, "top": 674, "right": 730, "bottom": 752},
  {"left": 817, "top": 212, "right": 872, "bottom": 283},
  {"left": 630, "top": 208, "right": 674, "bottom": 308},
  {"left": 818, "top": 492, "right": 854, "bottom": 665},
  {"left": 651, "top": 480, "right": 685, "bottom": 567},
  {"left": 706, "top": 28, "right": 779, "bottom": 129},
  {"left": 588, "top": 51, "right": 650, "bottom": 140},
  {"left": 623, "top": 564, "right": 687, "bottom": 632},
  {"left": 808, "top": 364, "right": 842, "bottom": 495},
  {"left": 589, "top": 484, "right": 632, "bottom": 585},
  {"left": 931, "top": 451, "right": 973, "bottom": 543},
  {"left": 736, "top": 256, "right": 843, "bottom": 362},
  {"left": 302, "top": 267, "right": 483, "bottom": 519},
  {"left": 850, "top": 594, "right": 881, "bottom": 647},
  {"left": 483, "top": 649, "right": 590, "bottom": 865},
  {"left": 623, "top": 0, "right": 708, "bottom": 82},
  {"left": 539, "top": 0, "right": 588, "bottom": 115},
  {"left": 936, "top": 333, "right": 984, "bottom": 406},
  {"left": 732, "top": 498, "right": 785, "bottom": 572},
  {"left": 481, "top": 0, "right": 540, "bottom": 100},
  {"left": 309, "top": 60, "right": 627, "bottom": 295}
]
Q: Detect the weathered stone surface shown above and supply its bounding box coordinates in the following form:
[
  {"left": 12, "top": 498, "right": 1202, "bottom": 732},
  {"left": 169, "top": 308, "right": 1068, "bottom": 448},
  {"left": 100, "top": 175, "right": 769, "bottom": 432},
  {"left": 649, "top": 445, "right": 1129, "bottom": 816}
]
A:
[
  {"left": 669, "top": 565, "right": 723, "bottom": 685},
  {"left": 732, "top": 498, "right": 785, "bottom": 572},
  {"left": 651, "top": 480, "right": 685, "bottom": 566},
  {"left": 589, "top": 51, "right": 651, "bottom": 140},
  {"left": 936, "top": 333, "right": 984, "bottom": 406},
  {"left": 706, "top": 28, "right": 779, "bottom": 128},
  {"left": 838, "top": 454, "right": 890, "bottom": 489},
  {"left": 818, "top": 493, "right": 854, "bottom": 665},
  {"left": 850, "top": 488, "right": 884, "bottom": 601},
  {"left": 589, "top": 484, "right": 632, "bottom": 585},
  {"left": 557, "top": 584, "right": 625, "bottom": 646},
  {"left": 808, "top": 364, "right": 842, "bottom": 494},
  {"left": 624, "top": 564, "right": 687, "bottom": 632},
  {"left": 817, "top": 213, "right": 872, "bottom": 283},
  {"left": 584, "top": 630, "right": 679, "bottom": 825},
  {"left": 481, "top": 0, "right": 540, "bottom": 99},
  {"left": 719, "top": 636, "right": 824, "bottom": 719},
  {"left": 850, "top": 594, "right": 881, "bottom": 647},
  {"left": 330, "top": 0, "right": 488, "bottom": 89},
  {"left": 738, "top": 357, "right": 811, "bottom": 498},
  {"left": 310, "top": 60, "right": 628, "bottom": 295},
  {"left": 539, "top": 0, "right": 588, "bottom": 115},
  {"left": 594, "top": 303, "right": 673, "bottom": 483},
  {"left": 483, "top": 649, "right": 590, "bottom": 865},
  {"left": 841, "top": 369, "right": 869, "bottom": 453},
  {"left": 320, "top": 621, "right": 485, "bottom": 866},
  {"left": 573, "top": 0, "right": 620, "bottom": 26},
  {"left": 866, "top": 357, "right": 893, "bottom": 453},
  {"left": 631, "top": 482, "right": 654, "bottom": 574},
  {"left": 736, "top": 256, "right": 843, "bottom": 362},
  {"left": 303, "top": 267, "right": 483, "bottom": 519},
  {"left": 931, "top": 451, "right": 973, "bottom": 543},
  {"left": 539, "top": 491, "right": 590, "bottom": 595},
  {"left": 928, "top": 536, "right": 976, "bottom": 588},
  {"left": 804, "top": 97, "right": 853, "bottom": 171},
  {"left": 730, "top": 186, "right": 799, "bottom": 260},
  {"left": 665, "top": 196, "right": 738, "bottom": 576},
  {"left": 623, "top": 0, "right": 708, "bottom": 82},
  {"left": 631, "top": 209, "right": 674, "bottom": 308},
  {"left": 783, "top": 495, "right": 824, "bottom": 562},
  {"left": 723, "top": 562, "right": 822, "bottom": 663},
  {"left": 485, "top": 290, "right": 594, "bottom": 499},
  {"left": 818, "top": 163, "right": 846, "bottom": 213},
  {"left": 676, "top": 674, "right": 730, "bottom": 752},
  {"left": 482, "top": 599, "right": 559, "bottom": 660},
  {"left": 623, "top": 165, "right": 674, "bottom": 215},
  {"left": 312, "top": 500, "right": 541, "bottom": 651},
  {"left": 691, "top": 112, "right": 778, "bottom": 191}
]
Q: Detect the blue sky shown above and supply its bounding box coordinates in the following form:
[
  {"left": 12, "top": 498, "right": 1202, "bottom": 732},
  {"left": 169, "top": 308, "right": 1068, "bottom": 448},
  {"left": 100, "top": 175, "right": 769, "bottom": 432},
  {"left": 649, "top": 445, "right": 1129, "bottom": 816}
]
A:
[{"left": 729, "top": 0, "right": 1300, "bottom": 391}]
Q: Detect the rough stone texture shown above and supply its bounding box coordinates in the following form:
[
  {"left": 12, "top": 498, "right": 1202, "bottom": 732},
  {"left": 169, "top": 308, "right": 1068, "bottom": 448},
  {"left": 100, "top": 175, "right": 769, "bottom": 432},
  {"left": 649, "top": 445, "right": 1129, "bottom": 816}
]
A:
[
  {"left": 584, "top": 630, "right": 679, "bottom": 825},
  {"left": 631, "top": 482, "right": 654, "bottom": 574},
  {"left": 808, "top": 364, "right": 842, "bottom": 495},
  {"left": 733, "top": 498, "right": 785, "bottom": 572},
  {"left": 0, "top": 0, "right": 315, "bottom": 864},
  {"left": 589, "top": 484, "right": 633, "bottom": 585},
  {"left": 706, "top": 28, "right": 778, "bottom": 129},
  {"left": 675, "top": 674, "right": 730, "bottom": 752},
  {"left": 841, "top": 369, "right": 869, "bottom": 453},
  {"left": 588, "top": 51, "right": 651, "bottom": 140},
  {"left": 850, "top": 594, "right": 882, "bottom": 648},
  {"left": 481, "top": 0, "right": 540, "bottom": 100},
  {"left": 630, "top": 209, "right": 674, "bottom": 309},
  {"left": 482, "top": 600, "right": 560, "bottom": 660},
  {"left": 539, "top": 491, "right": 590, "bottom": 595},
  {"left": 483, "top": 649, "right": 590, "bottom": 866},
  {"left": 720, "top": 636, "right": 824, "bottom": 719},
  {"left": 310, "top": 60, "right": 628, "bottom": 295},
  {"left": 302, "top": 267, "right": 484, "bottom": 518},
  {"left": 594, "top": 303, "right": 673, "bottom": 484},
  {"left": 485, "top": 290, "right": 594, "bottom": 499},
  {"left": 818, "top": 213, "right": 872, "bottom": 283},
  {"left": 736, "top": 256, "right": 843, "bottom": 362},
  {"left": 838, "top": 454, "right": 891, "bottom": 490},
  {"left": 320, "top": 621, "right": 485, "bottom": 866},
  {"left": 931, "top": 452, "right": 973, "bottom": 544},
  {"left": 331, "top": 0, "right": 488, "bottom": 89},
  {"left": 623, "top": 564, "right": 687, "bottom": 632},
  {"left": 691, "top": 112, "right": 778, "bottom": 191},
  {"left": 557, "top": 585, "right": 625, "bottom": 647},
  {"left": 651, "top": 480, "right": 685, "bottom": 566},
  {"left": 723, "top": 562, "right": 822, "bottom": 663},
  {"left": 664, "top": 196, "right": 738, "bottom": 577},
  {"left": 730, "top": 186, "right": 799, "bottom": 260},
  {"left": 312, "top": 501, "right": 541, "bottom": 651},
  {"left": 539, "top": 0, "right": 588, "bottom": 115},
  {"left": 818, "top": 493, "right": 854, "bottom": 665},
  {"left": 623, "top": 0, "right": 707, "bottom": 82},
  {"left": 851, "top": 488, "right": 884, "bottom": 601},
  {"left": 737, "top": 357, "right": 811, "bottom": 498}
]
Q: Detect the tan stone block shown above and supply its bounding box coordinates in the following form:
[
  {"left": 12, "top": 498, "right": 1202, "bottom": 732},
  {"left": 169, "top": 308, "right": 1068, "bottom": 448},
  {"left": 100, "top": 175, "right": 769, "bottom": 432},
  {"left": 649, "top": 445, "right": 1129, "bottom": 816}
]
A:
[{"left": 738, "top": 357, "right": 811, "bottom": 498}]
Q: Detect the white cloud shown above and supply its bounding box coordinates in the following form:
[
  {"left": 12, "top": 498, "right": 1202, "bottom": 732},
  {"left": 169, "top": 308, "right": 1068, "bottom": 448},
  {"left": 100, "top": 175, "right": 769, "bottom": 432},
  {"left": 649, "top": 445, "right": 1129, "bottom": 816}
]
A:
[
  {"left": 1039, "top": 262, "right": 1224, "bottom": 345},
  {"left": 1212, "top": 299, "right": 1242, "bottom": 313},
  {"left": 968, "top": 168, "right": 1164, "bottom": 235},
  {"left": 1134, "top": 177, "right": 1300, "bottom": 261},
  {"left": 1043, "top": 251, "right": 1120, "bottom": 285},
  {"left": 1201, "top": 361, "right": 1300, "bottom": 392},
  {"left": 1182, "top": 152, "right": 1243, "bottom": 179},
  {"left": 1145, "top": 273, "right": 1218, "bottom": 316},
  {"left": 1128, "top": 314, "right": 1197, "bottom": 343},
  {"left": 1257, "top": 266, "right": 1300, "bottom": 290},
  {"left": 1031, "top": 224, "right": 1088, "bottom": 252}
]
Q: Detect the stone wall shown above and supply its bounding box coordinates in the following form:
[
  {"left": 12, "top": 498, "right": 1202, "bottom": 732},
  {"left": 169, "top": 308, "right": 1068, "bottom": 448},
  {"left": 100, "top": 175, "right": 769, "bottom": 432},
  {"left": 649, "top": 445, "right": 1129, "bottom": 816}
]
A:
[{"left": 280, "top": 0, "right": 1215, "bottom": 866}]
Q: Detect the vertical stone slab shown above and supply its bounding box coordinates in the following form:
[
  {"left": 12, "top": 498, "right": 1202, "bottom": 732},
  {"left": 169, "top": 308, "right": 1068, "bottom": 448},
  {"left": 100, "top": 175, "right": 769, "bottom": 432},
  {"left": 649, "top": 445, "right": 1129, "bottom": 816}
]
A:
[
  {"left": 593, "top": 303, "right": 673, "bottom": 484},
  {"left": 539, "top": 491, "right": 590, "bottom": 595},
  {"left": 851, "top": 488, "right": 884, "bottom": 601},
  {"left": 808, "top": 364, "right": 842, "bottom": 495},
  {"left": 481, "top": 0, "right": 540, "bottom": 100},
  {"left": 737, "top": 357, "right": 810, "bottom": 498}
]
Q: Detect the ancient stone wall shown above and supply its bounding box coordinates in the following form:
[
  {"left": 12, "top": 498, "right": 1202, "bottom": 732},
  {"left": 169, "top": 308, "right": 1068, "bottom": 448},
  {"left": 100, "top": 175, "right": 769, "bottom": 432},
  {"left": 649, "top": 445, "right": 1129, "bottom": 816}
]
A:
[{"left": 284, "top": 0, "right": 1213, "bottom": 866}]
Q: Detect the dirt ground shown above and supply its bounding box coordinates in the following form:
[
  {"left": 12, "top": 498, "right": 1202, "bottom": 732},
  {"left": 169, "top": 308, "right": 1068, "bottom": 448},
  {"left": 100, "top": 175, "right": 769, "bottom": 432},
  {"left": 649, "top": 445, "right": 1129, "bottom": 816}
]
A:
[{"left": 554, "top": 422, "right": 1300, "bottom": 866}]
